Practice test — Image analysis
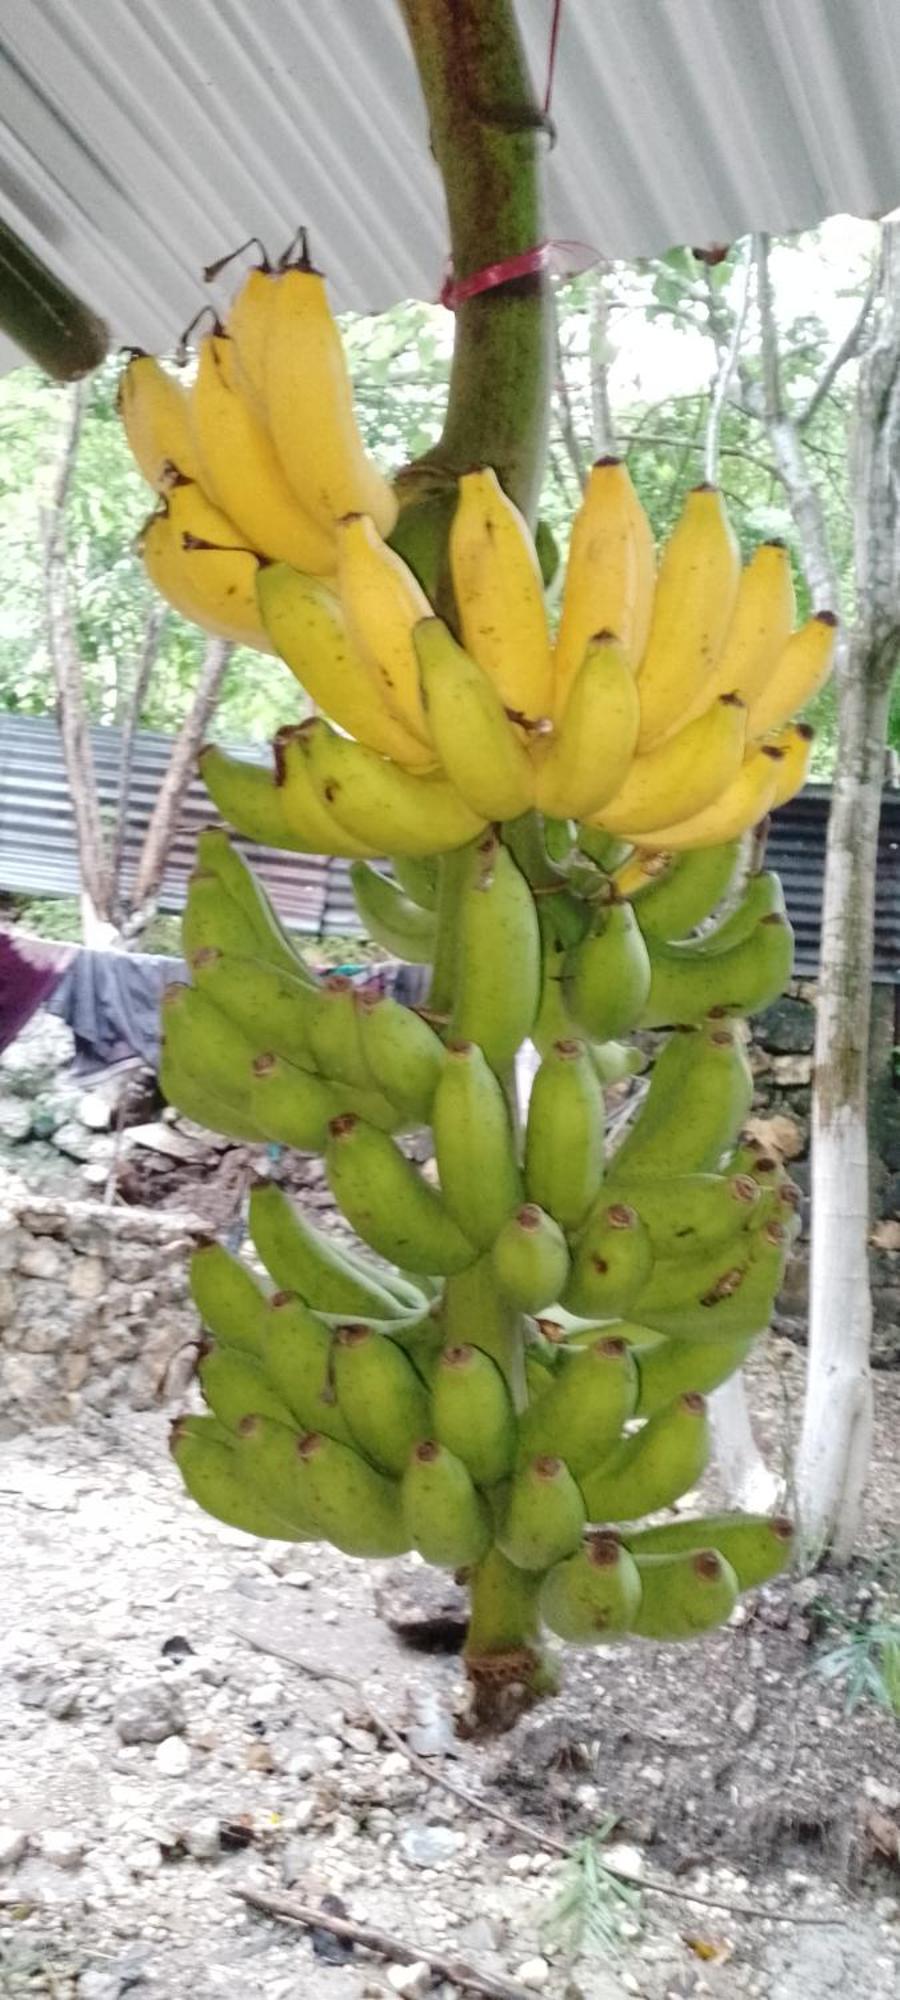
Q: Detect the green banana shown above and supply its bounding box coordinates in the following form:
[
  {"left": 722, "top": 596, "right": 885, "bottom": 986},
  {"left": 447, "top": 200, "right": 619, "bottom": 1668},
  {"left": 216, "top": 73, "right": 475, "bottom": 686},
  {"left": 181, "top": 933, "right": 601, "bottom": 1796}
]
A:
[
  {"left": 247, "top": 1052, "right": 346, "bottom": 1149},
  {"left": 190, "top": 949, "right": 317, "bottom": 1070},
  {"left": 451, "top": 834, "right": 541, "bottom": 1071},
  {"left": 639, "top": 913, "right": 794, "bottom": 1028},
  {"left": 306, "top": 976, "right": 371, "bottom": 1089},
  {"left": 491, "top": 1204, "right": 571, "bottom": 1313},
  {"left": 431, "top": 1343, "right": 517, "bottom": 1486},
  {"left": 159, "top": 1047, "right": 265, "bottom": 1142},
  {"left": 356, "top": 993, "right": 446, "bottom": 1123},
  {"left": 612, "top": 1021, "right": 753, "bottom": 1177},
  {"left": 564, "top": 901, "right": 651, "bottom": 1041},
  {"left": 432, "top": 1041, "right": 523, "bottom": 1249},
  {"left": 189, "top": 1242, "right": 270, "bottom": 1359},
  {"left": 199, "top": 742, "right": 342, "bottom": 854},
  {"left": 631, "top": 1230, "right": 758, "bottom": 1319},
  {"left": 401, "top": 1440, "right": 493, "bottom": 1566},
  {"left": 182, "top": 870, "right": 270, "bottom": 965},
  {"left": 631, "top": 841, "right": 742, "bottom": 941},
  {"left": 332, "top": 1323, "right": 431, "bottom": 1474},
  {"left": 161, "top": 983, "right": 254, "bottom": 1111},
  {"left": 350, "top": 862, "right": 436, "bottom": 963},
  {"left": 170, "top": 1414, "right": 309, "bottom": 1539},
  {"left": 497, "top": 1455, "right": 586, "bottom": 1571},
  {"left": 590, "top": 1042, "right": 647, "bottom": 1086},
  {"left": 539, "top": 1531, "right": 642, "bottom": 1643},
  {"left": 562, "top": 1201, "right": 653, "bottom": 1319},
  {"left": 197, "top": 1341, "right": 297, "bottom": 1433},
  {"left": 390, "top": 854, "right": 439, "bottom": 910},
  {"left": 636, "top": 1220, "right": 790, "bottom": 1341},
  {"left": 623, "top": 1512, "right": 793, "bottom": 1589},
  {"left": 533, "top": 910, "right": 578, "bottom": 1056},
  {"left": 236, "top": 1416, "right": 409, "bottom": 1556},
  {"left": 325, "top": 1114, "right": 476, "bottom": 1274},
  {"left": 632, "top": 1332, "right": 755, "bottom": 1416},
  {"left": 661, "top": 870, "right": 784, "bottom": 958},
  {"left": 517, "top": 1336, "right": 637, "bottom": 1476},
  {"left": 630, "top": 1548, "right": 738, "bottom": 1640},
  {"left": 442, "top": 1255, "right": 525, "bottom": 1404},
  {"left": 524, "top": 1038, "right": 605, "bottom": 1233},
  {"left": 195, "top": 827, "right": 311, "bottom": 978},
  {"left": 604, "top": 1170, "right": 760, "bottom": 1255},
  {"left": 260, "top": 1292, "right": 352, "bottom": 1443},
  {"left": 248, "top": 1181, "right": 415, "bottom": 1319},
  {"left": 580, "top": 1391, "right": 710, "bottom": 1521}
]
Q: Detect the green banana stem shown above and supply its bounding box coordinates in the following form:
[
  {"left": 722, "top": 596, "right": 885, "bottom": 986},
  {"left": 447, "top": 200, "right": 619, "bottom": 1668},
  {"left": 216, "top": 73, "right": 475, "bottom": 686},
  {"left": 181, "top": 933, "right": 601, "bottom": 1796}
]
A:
[
  {"left": 0, "top": 218, "right": 109, "bottom": 380},
  {"left": 395, "top": 0, "right": 553, "bottom": 524},
  {"left": 464, "top": 1547, "right": 557, "bottom": 1731}
]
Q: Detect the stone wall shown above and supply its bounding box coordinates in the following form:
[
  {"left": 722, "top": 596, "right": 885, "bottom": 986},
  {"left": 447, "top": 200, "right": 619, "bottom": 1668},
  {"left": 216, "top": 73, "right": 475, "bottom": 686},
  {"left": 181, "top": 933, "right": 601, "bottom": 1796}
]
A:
[{"left": 0, "top": 1197, "right": 207, "bottom": 1434}]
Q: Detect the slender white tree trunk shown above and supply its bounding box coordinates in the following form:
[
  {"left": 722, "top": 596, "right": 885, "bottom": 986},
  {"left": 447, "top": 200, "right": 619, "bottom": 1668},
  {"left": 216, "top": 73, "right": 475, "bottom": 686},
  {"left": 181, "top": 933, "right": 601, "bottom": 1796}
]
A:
[{"left": 710, "top": 1374, "right": 781, "bottom": 1511}]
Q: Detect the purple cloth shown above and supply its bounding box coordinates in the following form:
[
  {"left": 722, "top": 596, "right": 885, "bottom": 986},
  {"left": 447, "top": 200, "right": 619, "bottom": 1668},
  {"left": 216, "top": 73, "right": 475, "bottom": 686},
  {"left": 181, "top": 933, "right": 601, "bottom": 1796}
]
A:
[{"left": 0, "top": 930, "right": 73, "bottom": 1053}]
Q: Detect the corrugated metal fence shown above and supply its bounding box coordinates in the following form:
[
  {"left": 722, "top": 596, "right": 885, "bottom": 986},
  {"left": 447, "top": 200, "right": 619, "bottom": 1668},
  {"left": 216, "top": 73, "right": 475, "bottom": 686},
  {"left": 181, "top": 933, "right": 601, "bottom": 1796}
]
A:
[{"left": 1, "top": 712, "right": 898, "bottom": 977}]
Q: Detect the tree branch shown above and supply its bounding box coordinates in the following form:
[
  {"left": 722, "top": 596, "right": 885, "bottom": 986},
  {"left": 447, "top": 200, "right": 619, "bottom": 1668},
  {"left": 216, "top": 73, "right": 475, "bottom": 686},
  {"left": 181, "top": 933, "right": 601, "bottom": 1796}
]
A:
[
  {"left": 799, "top": 272, "right": 877, "bottom": 432},
  {"left": 128, "top": 636, "right": 232, "bottom": 931},
  {"left": 110, "top": 602, "right": 166, "bottom": 919},
  {"left": 754, "top": 232, "right": 785, "bottom": 426},
  {"left": 234, "top": 1885, "right": 535, "bottom": 2000},
  {"left": 589, "top": 265, "right": 616, "bottom": 458},
  {"left": 553, "top": 303, "right": 587, "bottom": 490},
  {"left": 704, "top": 241, "right": 752, "bottom": 483}
]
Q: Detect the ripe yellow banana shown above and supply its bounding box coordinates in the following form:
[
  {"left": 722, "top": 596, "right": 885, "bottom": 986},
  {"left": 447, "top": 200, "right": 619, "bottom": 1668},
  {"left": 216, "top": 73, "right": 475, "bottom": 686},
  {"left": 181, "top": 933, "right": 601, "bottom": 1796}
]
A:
[
  {"left": 257, "top": 564, "right": 435, "bottom": 769},
  {"left": 590, "top": 695, "right": 747, "bottom": 837},
  {"left": 189, "top": 333, "right": 336, "bottom": 573},
  {"left": 264, "top": 259, "right": 397, "bottom": 535},
  {"left": 449, "top": 467, "right": 553, "bottom": 725},
  {"left": 745, "top": 612, "right": 838, "bottom": 740},
  {"left": 139, "top": 481, "right": 273, "bottom": 650},
  {"left": 636, "top": 485, "right": 741, "bottom": 749},
  {"left": 225, "top": 263, "right": 276, "bottom": 413},
  {"left": 119, "top": 353, "right": 203, "bottom": 491},
  {"left": 765, "top": 722, "right": 815, "bottom": 807},
  {"left": 635, "top": 741, "right": 785, "bottom": 852},
  {"left": 674, "top": 540, "right": 796, "bottom": 732},
  {"left": 536, "top": 634, "right": 640, "bottom": 819},
  {"left": 301, "top": 718, "right": 486, "bottom": 856},
  {"left": 337, "top": 515, "right": 432, "bottom": 744},
  {"left": 553, "top": 457, "right": 655, "bottom": 712},
  {"left": 273, "top": 726, "right": 382, "bottom": 857},
  {"left": 415, "top": 617, "right": 535, "bottom": 820}
]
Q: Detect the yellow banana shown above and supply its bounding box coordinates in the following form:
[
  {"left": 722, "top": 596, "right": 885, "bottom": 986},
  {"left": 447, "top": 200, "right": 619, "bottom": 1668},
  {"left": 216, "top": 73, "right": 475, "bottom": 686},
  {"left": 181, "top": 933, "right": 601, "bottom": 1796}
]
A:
[
  {"left": 225, "top": 263, "right": 277, "bottom": 413},
  {"left": 745, "top": 611, "right": 838, "bottom": 740},
  {"left": 264, "top": 258, "right": 397, "bottom": 535},
  {"left": 590, "top": 695, "right": 747, "bottom": 838},
  {"left": 189, "top": 333, "right": 336, "bottom": 573},
  {"left": 536, "top": 634, "right": 640, "bottom": 819},
  {"left": 337, "top": 514, "right": 432, "bottom": 743},
  {"left": 553, "top": 457, "right": 655, "bottom": 711},
  {"left": 118, "top": 353, "right": 203, "bottom": 492},
  {"left": 674, "top": 540, "right": 797, "bottom": 732},
  {"left": 257, "top": 564, "right": 435, "bottom": 769},
  {"left": 765, "top": 722, "right": 815, "bottom": 808},
  {"left": 636, "top": 485, "right": 741, "bottom": 749},
  {"left": 414, "top": 617, "right": 535, "bottom": 820},
  {"left": 449, "top": 467, "right": 553, "bottom": 725},
  {"left": 301, "top": 718, "right": 486, "bottom": 857},
  {"left": 609, "top": 851, "right": 673, "bottom": 899},
  {"left": 635, "top": 741, "right": 786, "bottom": 852},
  {"left": 139, "top": 482, "right": 272, "bottom": 650},
  {"left": 273, "top": 727, "right": 382, "bottom": 857}
]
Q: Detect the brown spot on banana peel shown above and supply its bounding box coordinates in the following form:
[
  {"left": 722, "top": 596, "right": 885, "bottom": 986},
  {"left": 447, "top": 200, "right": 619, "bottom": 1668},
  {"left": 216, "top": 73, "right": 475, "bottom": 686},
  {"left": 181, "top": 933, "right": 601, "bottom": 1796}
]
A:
[
  {"left": 413, "top": 1439, "right": 442, "bottom": 1465},
  {"left": 692, "top": 1548, "right": 726, "bottom": 1582},
  {"left": 329, "top": 1113, "right": 359, "bottom": 1140},
  {"left": 585, "top": 1530, "right": 624, "bottom": 1569}
]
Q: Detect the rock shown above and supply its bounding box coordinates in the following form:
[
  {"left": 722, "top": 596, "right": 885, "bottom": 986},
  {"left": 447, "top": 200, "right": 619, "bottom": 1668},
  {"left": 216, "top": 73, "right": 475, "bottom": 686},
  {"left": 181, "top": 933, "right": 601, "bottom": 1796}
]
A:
[
  {"left": 871, "top": 1218, "right": 900, "bottom": 1251},
  {"left": 756, "top": 997, "right": 815, "bottom": 1054},
  {"left": 0, "top": 1096, "right": 33, "bottom": 1143},
  {"left": 69, "top": 1254, "right": 106, "bottom": 1301},
  {"left": 744, "top": 1112, "right": 804, "bottom": 1162},
  {"left": 0, "top": 1825, "right": 27, "bottom": 1867},
  {"left": 732, "top": 1694, "right": 759, "bottom": 1738},
  {"left": 315, "top": 1733, "right": 345, "bottom": 1769},
  {"left": 46, "top": 1682, "right": 82, "bottom": 1719},
  {"left": 114, "top": 1682, "right": 186, "bottom": 1745},
  {"left": 51, "top": 1120, "right": 99, "bottom": 1162},
  {"left": 771, "top": 1053, "right": 813, "bottom": 1087},
  {"left": 39, "top": 1828, "right": 86, "bottom": 1868},
  {"left": 460, "top": 1916, "right": 502, "bottom": 1953},
  {"left": 404, "top": 1688, "right": 457, "bottom": 1759},
  {"left": 398, "top": 1823, "right": 466, "bottom": 1869},
  {"left": 126, "top": 1839, "right": 164, "bottom": 1876},
  {"left": 183, "top": 1816, "right": 221, "bottom": 1860},
  {"left": 77, "top": 1974, "right": 125, "bottom": 2000},
  {"left": 515, "top": 1959, "right": 551, "bottom": 1991},
  {"left": 387, "top": 1964, "right": 432, "bottom": 1997},
  {"left": 603, "top": 1842, "right": 645, "bottom": 1882},
  {"left": 17, "top": 1236, "right": 64, "bottom": 1278},
  {"left": 375, "top": 1559, "right": 469, "bottom": 1652},
  {"left": 155, "top": 1733, "right": 191, "bottom": 1776}
]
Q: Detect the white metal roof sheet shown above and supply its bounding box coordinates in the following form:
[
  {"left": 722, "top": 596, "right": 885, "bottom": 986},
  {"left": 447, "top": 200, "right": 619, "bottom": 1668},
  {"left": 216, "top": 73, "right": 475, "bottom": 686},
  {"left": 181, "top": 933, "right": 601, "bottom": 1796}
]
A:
[{"left": 2, "top": 0, "right": 900, "bottom": 367}]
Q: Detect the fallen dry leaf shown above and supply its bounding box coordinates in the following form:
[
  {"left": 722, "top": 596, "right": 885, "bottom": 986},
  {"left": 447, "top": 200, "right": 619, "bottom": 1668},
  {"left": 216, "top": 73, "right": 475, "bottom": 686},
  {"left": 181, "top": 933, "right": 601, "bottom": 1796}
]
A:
[
  {"left": 870, "top": 1219, "right": 900, "bottom": 1251},
  {"left": 682, "top": 1934, "right": 734, "bottom": 1964}
]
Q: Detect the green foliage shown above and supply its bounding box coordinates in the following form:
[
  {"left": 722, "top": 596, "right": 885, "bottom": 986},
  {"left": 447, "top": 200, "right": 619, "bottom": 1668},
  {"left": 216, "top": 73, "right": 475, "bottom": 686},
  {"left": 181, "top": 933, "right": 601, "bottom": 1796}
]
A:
[
  {"left": 812, "top": 1578, "right": 900, "bottom": 1715},
  {"left": 540, "top": 1823, "right": 644, "bottom": 1962}
]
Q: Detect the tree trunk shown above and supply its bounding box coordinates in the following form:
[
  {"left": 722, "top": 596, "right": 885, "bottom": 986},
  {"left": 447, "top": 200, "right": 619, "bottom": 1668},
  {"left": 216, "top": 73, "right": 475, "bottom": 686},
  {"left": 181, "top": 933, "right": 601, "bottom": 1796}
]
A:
[
  {"left": 110, "top": 603, "right": 166, "bottom": 921},
  {"left": 709, "top": 1374, "right": 781, "bottom": 1512},
  {"left": 126, "top": 637, "right": 232, "bottom": 935}
]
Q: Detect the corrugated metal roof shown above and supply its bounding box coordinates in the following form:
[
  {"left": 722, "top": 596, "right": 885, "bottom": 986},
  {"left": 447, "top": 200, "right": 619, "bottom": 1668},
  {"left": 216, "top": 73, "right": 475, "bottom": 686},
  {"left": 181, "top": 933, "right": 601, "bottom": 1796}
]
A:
[
  {"left": 1, "top": 713, "right": 899, "bottom": 979},
  {"left": 2, "top": 0, "right": 900, "bottom": 368}
]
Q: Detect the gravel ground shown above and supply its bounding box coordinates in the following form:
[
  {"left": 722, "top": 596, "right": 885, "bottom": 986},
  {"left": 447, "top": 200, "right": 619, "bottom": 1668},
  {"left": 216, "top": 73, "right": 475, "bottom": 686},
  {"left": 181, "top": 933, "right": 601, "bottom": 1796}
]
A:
[{"left": 2, "top": 1408, "right": 899, "bottom": 2000}]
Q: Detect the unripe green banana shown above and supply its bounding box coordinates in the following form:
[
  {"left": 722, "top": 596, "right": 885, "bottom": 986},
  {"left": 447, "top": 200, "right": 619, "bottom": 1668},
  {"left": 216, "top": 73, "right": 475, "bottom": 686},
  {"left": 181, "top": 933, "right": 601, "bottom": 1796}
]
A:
[
  {"left": 562, "top": 1201, "right": 653, "bottom": 1319},
  {"left": 332, "top": 1323, "right": 431, "bottom": 1475},
  {"left": 159, "top": 1046, "right": 265, "bottom": 1142},
  {"left": 564, "top": 901, "right": 652, "bottom": 1041},
  {"left": 539, "top": 1531, "right": 642, "bottom": 1642},
  {"left": 451, "top": 834, "right": 541, "bottom": 1072},
  {"left": 390, "top": 854, "right": 438, "bottom": 910},
  {"left": 612, "top": 1021, "right": 753, "bottom": 1177},
  {"left": 197, "top": 1340, "right": 297, "bottom": 1433},
  {"left": 356, "top": 993, "right": 446, "bottom": 1123},
  {"left": 623, "top": 1512, "right": 793, "bottom": 1589},
  {"left": 442, "top": 1255, "right": 524, "bottom": 1404},
  {"left": 533, "top": 911, "right": 579, "bottom": 1056},
  {"left": 259, "top": 1292, "right": 352, "bottom": 1443},
  {"left": 604, "top": 1170, "right": 760, "bottom": 1256},
  {"left": 247, "top": 1052, "right": 346, "bottom": 1149},
  {"left": 195, "top": 827, "right": 311, "bottom": 980},
  {"left": 325, "top": 1114, "right": 477, "bottom": 1274},
  {"left": 235, "top": 1416, "right": 409, "bottom": 1556},
  {"left": 639, "top": 913, "right": 794, "bottom": 1028},
  {"left": 432, "top": 1041, "right": 523, "bottom": 1249},
  {"left": 431, "top": 1343, "right": 517, "bottom": 1486},
  {"left": 491, "top": 1203, "right": 571, "bottom": 1313},
  {"left": 306, "top": 976, "right": 371, "bottom": 1089},
  {"left": 580, "top": 1391, "right": 710, "bottom": 1521},
  {"left": 350, "top": 861, "right": 437, "bottom": 963},
  {"left": 248, "top": 1181, "right": 417, "bottom": 1319},
  {"left": 589, "top": 1042, "right": 647, "bottom": 1086},
  {"left": 497, "top": 1454, "right": 586, "bottom": 1571},
  {"left": 636, "top": 1220, "right": 790, "bottom": 1341},
  {"left": 631, "top": 1229, "right": 757, "bottom": 1319},
  {"left": 401, "top": 1440, "right": 492, "bottom": 1566},
  {"left": 524, "top": 1039, "right": 605, "bottom": 1233},
  {"left": 170, "top": 1414, "right": 309, "bottom": 1539},
  {"left": 661, "top": 870, "right": 785, "bottom": 959},
  {"left": 190, "top": 949, "right": 317, "bottom": 1070},
  {"left": 161, "top": 983, "right": 254, "bottom": 1111},
  {"left": 182, "top": 870, "right": 267, "bottom": 964},
  {"left": 200, "top": 742, "right": 352, "bottom": 854},
  {"left": 632, "top": 1332, "right": 755, "bottom": 1416},
  {"left": 415, "top": 615, "right": 535, "bottom": 820},
  {"left": 630, "top": 841, "right": 742, "bottom": 941},
  {"left": 189, "top": 1242, "right": 270, "bottom": 1358},
  {"left": 517, "top": 1336, "right": 637, "bottom": 1476},
  {"left": 630, "top": 1548, "right": 738, "bottom": 1640}
]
